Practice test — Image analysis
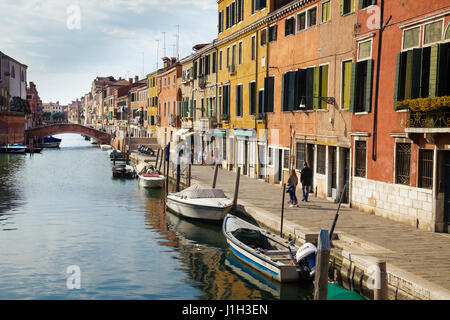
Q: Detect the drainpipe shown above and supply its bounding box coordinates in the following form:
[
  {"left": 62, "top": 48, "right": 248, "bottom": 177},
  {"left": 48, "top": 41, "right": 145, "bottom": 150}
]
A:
[{"left": 372, "top": 0, "right": 385, "bottom": 162}]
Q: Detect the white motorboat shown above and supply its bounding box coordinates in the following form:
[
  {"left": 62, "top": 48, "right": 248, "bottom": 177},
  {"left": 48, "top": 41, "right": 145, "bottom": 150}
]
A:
[
  {"left": 100, "top": 144, "right": 112, "bottom": 151},
  {"left": 138, "top": 172, "right": 165, "bottom": 188},
  {"left": 166, "top": 184, "right": 233, "bottom": 222},
  {"left": 222, "top": 214, "right": 317, "bottom": 283}
]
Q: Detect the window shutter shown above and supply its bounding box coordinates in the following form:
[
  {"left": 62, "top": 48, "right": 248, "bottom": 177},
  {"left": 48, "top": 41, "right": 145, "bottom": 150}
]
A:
[
  {"left": 320, "top": 65, "right": 329, "bottom": 109},
  {"left": 207, "top": 98, "right": 211, "bottom": 118},
  {"left": 404, "top": 50, "right": 413, "bottom": 99},
  {"left": 429, "top": 44, "right": 440, "bottom": 97},
  {"left": 281, "top": 73, "right": 286, "bottom": 111},
  {"left": 349, "top": 62, "right": 357, "bottom": 112},
  {"left": 313, "top": 67, "right": 321, "bottom": 109},
  {"left": 438, "top": 42, "right": 450, "bottom": 96},
  {"left": 371, "top": 0, "right": 377, "bottom": 5},
  {"left": 365, "top": 59, "right": 373, "bottom": 113},
  {"left": 263, "top": 77, "right": 269, "bottom": 113},
  {"left": 268, "top": 77, "right": 275, "bottom": 113},
  {"left": 249, "top": 82, "right": 254, "bottom": 115},
  {"left": 358, "top": 0, "right": 363, "bottom": 9},
  {"left": 410, "top": 48, "right": 422, "bottom": 99},
  {"left": 340, "top": 0, "right": 344, "bottom": 15},
  {"left": 288, "top": 71, "right": 296, "bottom": 111},
  {"left": 306, "top": 68, "right": 314, "bottom": 109}
]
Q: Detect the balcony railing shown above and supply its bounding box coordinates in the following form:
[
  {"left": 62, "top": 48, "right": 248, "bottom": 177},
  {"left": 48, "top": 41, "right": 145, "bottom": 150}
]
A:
[{"left": 407, "top": 108, "right": 450, "bottom": 129}]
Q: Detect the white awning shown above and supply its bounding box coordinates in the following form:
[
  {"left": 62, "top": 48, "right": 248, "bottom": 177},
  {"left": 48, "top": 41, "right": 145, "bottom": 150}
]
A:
[{"left": 175, "top": 128, "right": 189, "bottom": 137}]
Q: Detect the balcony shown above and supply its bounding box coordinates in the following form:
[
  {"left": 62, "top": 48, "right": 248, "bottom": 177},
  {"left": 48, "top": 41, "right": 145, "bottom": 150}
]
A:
[
  {"left": 181, "top": 117, "right": 193, "bottom": 129},
  {"left": 169, "top": 114, "right": 180, "bottom": 127},
  {"left": 194, "top": 118, "right": 217, "bottom": 132},
  {"left": 198, "top": 75, "right": 207, "bottom": 89},
  {"left": 401, "top": 97, "right": 450, "bottom": 133},
  {"left": 227, "top": 64, "right": 236, "bottom": 76}
]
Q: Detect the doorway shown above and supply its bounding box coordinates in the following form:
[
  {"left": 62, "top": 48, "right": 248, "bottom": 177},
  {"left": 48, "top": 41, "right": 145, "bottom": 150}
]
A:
[{"left": 330, "top": 146, "right": 337, "bottom": 198}]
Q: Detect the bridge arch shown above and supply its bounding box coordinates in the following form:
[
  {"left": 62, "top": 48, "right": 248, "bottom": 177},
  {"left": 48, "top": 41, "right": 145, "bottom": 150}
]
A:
[{"left": 25, "top": 123, "right": 111, "bottom": 145}]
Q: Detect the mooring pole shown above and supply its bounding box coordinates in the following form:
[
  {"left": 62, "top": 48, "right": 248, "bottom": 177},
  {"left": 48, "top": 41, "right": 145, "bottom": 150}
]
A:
[
  {"left": 165, "top": 143, "right": 171, "bottom": 196},
  {"left": 188, "top": 164, "right": 192, "bottom": 187},
  {"left": 280, "top": 183, "right": 286, "bottom": 237},
  {"left": 232, "top": 167, "right": 241, "bottom": 210},
  {"left": 155, "top": 148, "right": 160, "bottom": 168},
  {"left": 212, "top": 164, "right": 219, "bottom": 189},
  {"left": 374, "top": 260, "right": 388, "bottom": 300},
  {"left": 176, "top": 149, "right": 181, "bottom": 192},
  {"left": 314, "top": 229, "right": 330, "bottom": 301}
]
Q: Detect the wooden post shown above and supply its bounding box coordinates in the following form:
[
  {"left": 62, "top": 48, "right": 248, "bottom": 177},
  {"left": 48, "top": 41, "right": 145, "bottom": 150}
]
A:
[
  {"left": 165, "top": 144, "right": 171, "bottom": 196},
  {"left": 314, "top": 229, "right": 331, "bottom": 301},
  {"left": 232, "top": 167, "right": 241, "bottom": 210},
  {"left": 280, "top": 184, "right": 286, "bottom": 237},
  {"left": 212, "top": 164, "right": 219, "bottom": 189},
  {"left": 159, "top": 147, "right": 164, "bottom": 172},
  {"left": 163, "top": 147, "right": 166, "bottom": 190},
  {"left": 113, "top": 149, "right": 116, "bottom": 165},
  {"left": 155, "top": 148, "right": 160, "bottom": 168},
  {"left": 188, "top": 164, "right": 192, "bottom": 187},
  {"left": 374, "top": 260, "right": 388, "bottom": 300},
  {"left": 176, "top": 150, "right": 181, "bottom": 192}
]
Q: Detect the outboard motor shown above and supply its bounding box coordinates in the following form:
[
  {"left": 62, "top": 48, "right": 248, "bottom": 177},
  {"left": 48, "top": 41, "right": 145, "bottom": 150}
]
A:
[{"left": 295, "top": 243, "right": 317, "bottom": 280}]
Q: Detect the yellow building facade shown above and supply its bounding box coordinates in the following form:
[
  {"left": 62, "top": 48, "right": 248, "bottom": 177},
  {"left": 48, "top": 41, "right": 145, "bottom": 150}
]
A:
[
  {"left": 147, "top": 71, "right": 158, "bottom": 131},
  {"left": 216, "top": 0, "right": 278, "bottom": 178}
]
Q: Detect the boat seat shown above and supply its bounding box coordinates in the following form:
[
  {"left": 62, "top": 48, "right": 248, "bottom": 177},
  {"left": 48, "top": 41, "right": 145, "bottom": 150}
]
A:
[{"left": 264, "top": 250, "right": 291, "bottom": 256}]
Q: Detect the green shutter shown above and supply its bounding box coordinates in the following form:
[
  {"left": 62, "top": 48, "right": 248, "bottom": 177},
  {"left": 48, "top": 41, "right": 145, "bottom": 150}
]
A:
[
  {"left": 263, "top": 77, "right": 269, "bottom": 113},
  {"left": 207, "top": 98, "right": 211, "bottom": 118},
  {"left": 306, "top": 68, "right": 314, "bottom": 109},
  {"left": 313, "top": 67, "right": 321, "bottom": 109},
  {"left": 365, "top": 59, "right": 373, "bottom": 113},
  {"left": 429, "top": 44, "right": 440, "bottom": 97},
  {"left": 190, "top": 100, "right": 193, "bottom": 117},
  {"left": 340, "top": 0, "right": 344, "bottom": 15},
  {"left": 404, "top": 50, "right": 413, "bottom": 99},
  {"left": 320, "top": 65, "right": 329, "bottom": 109},
  {"left": 349, "top": 62, "right": 357, "bottom": 112},
  {"left": 288, "top": 71, "right": 296, "bottom": 111},
  {"left": 268, "top": 77, "right": 274, "bottom": 113},
  {"left": 358, "top": 0, "right": 363, "bottom": 9},
  {"left": 410, "top": 48, "right": 422, "bottom": 99},
  {"left": 281, "top": 73, "right": 286, "bottom": 111},
  {"left": 438, "top": 42, "right": 450, "bottom": 97}
]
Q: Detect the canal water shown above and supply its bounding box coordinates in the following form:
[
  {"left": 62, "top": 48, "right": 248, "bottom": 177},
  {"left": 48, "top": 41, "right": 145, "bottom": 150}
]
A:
[{"left": 0, "top": 134, "right": 314, "bottom": 300}]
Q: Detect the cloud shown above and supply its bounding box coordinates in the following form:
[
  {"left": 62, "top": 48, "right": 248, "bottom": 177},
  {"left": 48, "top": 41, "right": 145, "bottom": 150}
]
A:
[{"left": 0, "top": 0, "right": 218, "bottom": 104}]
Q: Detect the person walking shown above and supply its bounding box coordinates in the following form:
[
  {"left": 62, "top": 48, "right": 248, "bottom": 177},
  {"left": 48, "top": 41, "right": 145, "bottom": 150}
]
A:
[
  {"left": 287, "top": 170, "right": 299, "bottom": 207},
  {"left": 300, "top": 161, "right": 313, "bottom": 202}
]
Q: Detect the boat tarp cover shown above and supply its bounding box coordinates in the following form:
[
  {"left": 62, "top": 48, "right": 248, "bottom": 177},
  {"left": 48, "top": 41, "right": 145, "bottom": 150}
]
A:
[
  {"left": 173, "top": 184, "right": 227, "bottom": 199},
  {"left": 231, "top": 228, "right": 274, "bottom": 250}
]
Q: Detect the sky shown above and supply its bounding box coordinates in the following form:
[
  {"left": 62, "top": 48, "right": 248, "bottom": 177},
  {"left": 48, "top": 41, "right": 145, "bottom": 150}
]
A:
[{"left": 0, "top": 0, "right": 218, "bottom": 105}]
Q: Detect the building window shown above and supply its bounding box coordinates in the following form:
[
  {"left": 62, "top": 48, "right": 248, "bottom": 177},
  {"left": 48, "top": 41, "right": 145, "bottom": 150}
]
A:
[
  {"left": 212, "top": 52, "right": 217, "bottom": 73},
  {"left": 403, "top": 26, "right": 421, "bottom": 50},
  {"left": 341, "top": 0, "right": 355, "bottom": 15},
  {"left": 317, "top": 145, "right": 326, "bottom": 174},
  {"left": 219, "top": 51, "right": 223, "bottom": 71},
  {"left": 251, "top": 35, "right": 256, "bottom": 60},
  {"left": 236, "top": 84, "right": 243, "bottom": 117},
  {"left": 423, "top": 20, "right": 443, "bottom": 46},
  {"left": 260, "top": 28, "right": 267, "bottom": 46},
  {"left": 359, "top": 0, "right": 376, "bottom": 9},
  {"left": 296, "top": 143, "right": 306, "bottom": 170},
  {"left": 297, "top": 12, "right": 306, "bottom": 31},
  {"left": 354, "top": 141, "right": 367, "bottom": 177},
  {"left": 268, "top": 147, "right": 273, "bottom": 166},
  {"left": 269, "top": 24, "right": 277, "bottom": 42},
  {"left": 254, "top": 0, "right": 267, "bottom": 12},
  {"left": 226, "top": 47, "right": 230, "bottom": 68},
  {"left": 307, "top": 7, "right": 317, "bottom": 28},
  {"left": 395, "top": 143, "right": 411, "bottom": 185},
  {"left": 238, "top": 42, "right": 243, "bottom": 65},
  {"left": 322, "top": 1, "right": 331, "bottom": 23},
  {"left": 218, "top": 10, "right": 223, "bottom": 33},
  {"left": 285, "top": 16, "right": 295, "bottom": 36},
  {"left": 358, "top": 39, "right": 372, "bottom": 61},
  {"left": 341, "top": 60, "right": 352, "bottom": 109},
  {"left": 418, "top": 149, "right": 433, "bottom": 189},
  {"left": 350, "top": 59, "right": 373, "bottom": 113},
  {"left": 249, "top": 81, "right": 256, "bottom": 115},
  {"left": 263, "top": 76, "right": 275, "bottom": 113},
  {"left": 283, "top": 150, "right": 290, "bottom": 170}
]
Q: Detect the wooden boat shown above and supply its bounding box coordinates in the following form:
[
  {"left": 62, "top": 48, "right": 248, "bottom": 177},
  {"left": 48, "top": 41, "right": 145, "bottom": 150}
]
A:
[
  {"left": 138, "top": 172, "right": 165, "bottom": 189},
  {"left": 222, "top": 214, "right": 317, "bottom": 283},
  {"left": 166, "top": 184, "right": 233, "bottom": 222},
  {"left": 100, "top": 144, "right": 112, "bottom": 151},
  {"left": 0, "top": 144, "right": 27, "bottom": 153},
  {"left": 112, "top": 164, "right": 136, "bottom": 179}
]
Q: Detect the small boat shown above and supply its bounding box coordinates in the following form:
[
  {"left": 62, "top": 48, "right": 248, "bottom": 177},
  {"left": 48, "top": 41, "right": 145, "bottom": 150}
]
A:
[
  {"left": 138, "top": 172, "right": 165, "bottom": 189},
  {"left": 0, "top": 144, "right": 27, "bottom": 153},
  {"left": 166, "top": 184, "right": 233, "bottom": 222},
  {"left": 8, "top": 144, "right": 42, "bottom": 153},
  {"left": 112, "top": 164, "right": 136, "bottom": 179},
  {"left": 100, "top": 144, "right": 112, "bottom": 151},
  {"left": 222, "top": 214, "right": 317, "bottom": 283},
  {"left": 90, "top": 138, "right": 98, "bottom": 145},
  {"left": 109, "top": 150, "right": 127, "bottom": 161}
]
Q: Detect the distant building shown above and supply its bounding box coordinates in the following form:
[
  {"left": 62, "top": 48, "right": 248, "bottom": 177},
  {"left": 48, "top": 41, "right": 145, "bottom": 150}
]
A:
[{"left": 0, "top": 51, "right": 28, "bottom": 100}]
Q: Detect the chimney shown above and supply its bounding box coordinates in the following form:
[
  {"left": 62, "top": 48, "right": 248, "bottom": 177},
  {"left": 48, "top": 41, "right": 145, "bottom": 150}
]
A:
[
  {"left": 135, "top": 75, "right": 139, "bottom": 83},
  {"left": 129, "top": 78, "right": 133, "bottom": 84}
]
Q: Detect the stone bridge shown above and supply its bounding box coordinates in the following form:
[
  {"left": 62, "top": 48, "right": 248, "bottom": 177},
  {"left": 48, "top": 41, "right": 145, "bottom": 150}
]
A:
[{"left": 25, "top": 123, "right": 111, "bottom": 144}]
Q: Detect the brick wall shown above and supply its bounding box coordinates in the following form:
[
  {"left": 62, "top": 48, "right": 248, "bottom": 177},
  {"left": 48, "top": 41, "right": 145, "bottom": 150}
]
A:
[{"left": 0, "top": 112, "right": 25, "bottom": 145}]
